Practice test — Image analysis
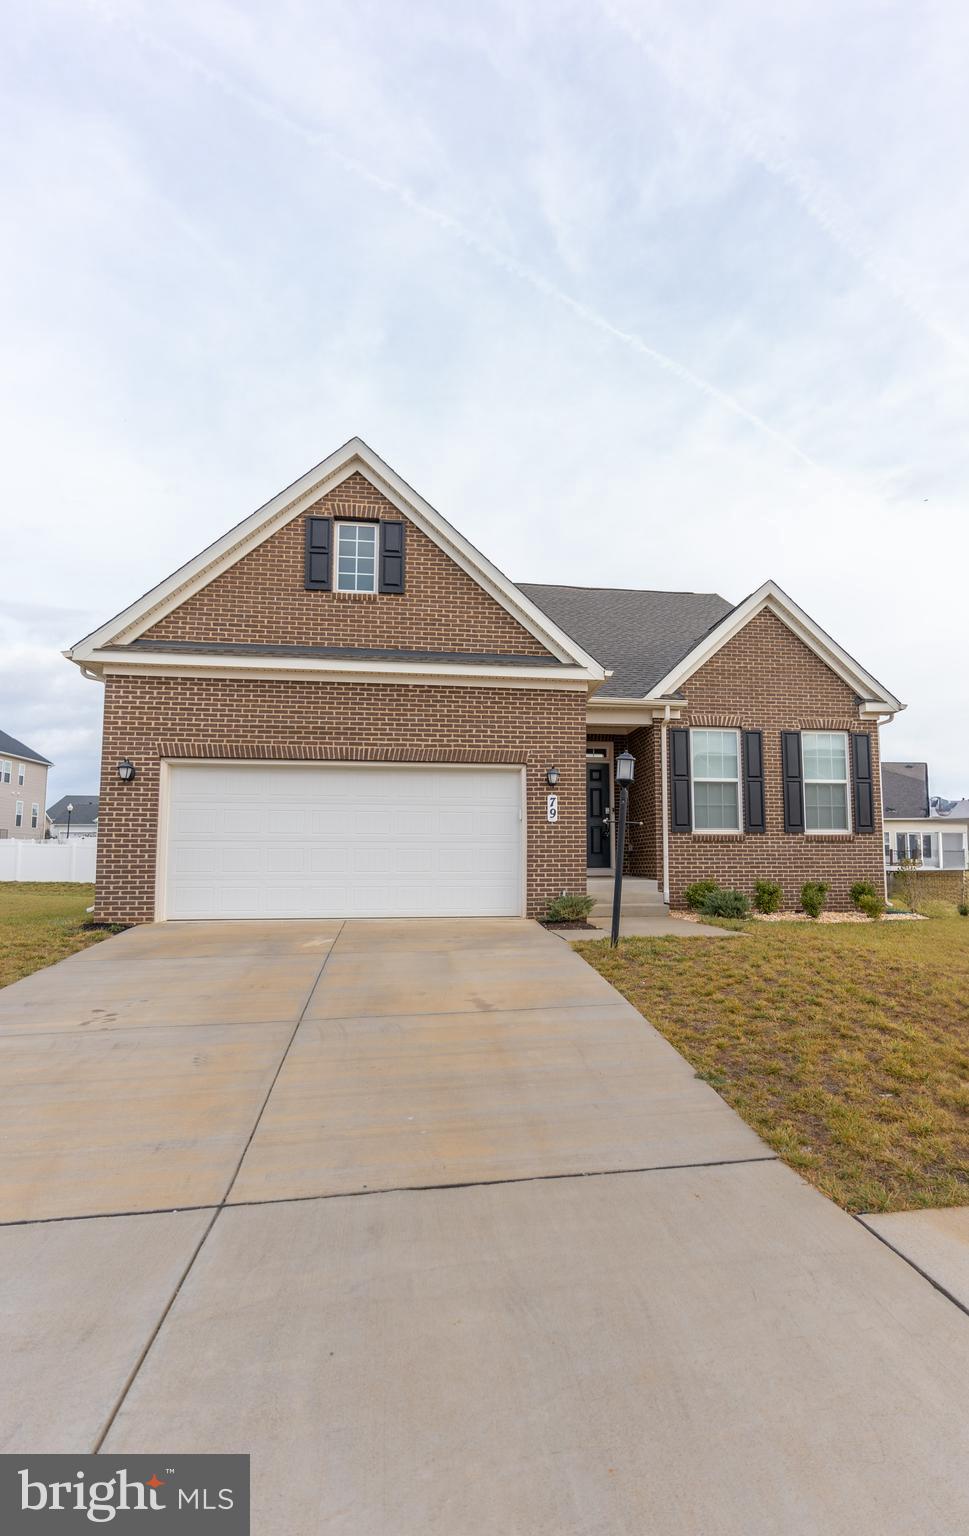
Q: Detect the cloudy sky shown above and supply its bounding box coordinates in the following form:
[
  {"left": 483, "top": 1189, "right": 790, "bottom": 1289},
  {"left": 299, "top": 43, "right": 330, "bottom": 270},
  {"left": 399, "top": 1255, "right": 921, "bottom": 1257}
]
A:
[{"left": 3, "top": 0, "right": 968, "bottom": 804}]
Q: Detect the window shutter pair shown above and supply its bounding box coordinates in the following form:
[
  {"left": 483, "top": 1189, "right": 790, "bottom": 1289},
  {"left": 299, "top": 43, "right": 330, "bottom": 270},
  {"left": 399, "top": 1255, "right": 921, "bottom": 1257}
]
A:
[
  {"left": 781, "top": 730, "right": 875, "bottom": 833},
  {"left": 304, "top": 517, "right": 406, "bottom": 593},
  {"left": 668, "top": 728, "right": 765, "bottom": 833}
]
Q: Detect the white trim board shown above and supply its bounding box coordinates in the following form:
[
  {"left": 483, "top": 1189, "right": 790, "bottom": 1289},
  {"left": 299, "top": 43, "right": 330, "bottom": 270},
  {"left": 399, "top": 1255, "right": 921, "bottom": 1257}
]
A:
[
  {"left": 648, "top": 580, "right": 903, "bottom": 717},
  {"left": 68, "top": 439, "right": 605, "bottom": 682}
]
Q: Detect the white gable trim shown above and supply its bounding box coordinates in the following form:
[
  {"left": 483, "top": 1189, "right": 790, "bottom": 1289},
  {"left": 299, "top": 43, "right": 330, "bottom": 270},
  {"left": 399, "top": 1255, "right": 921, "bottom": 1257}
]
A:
[
  {"left": 649, "top": 580, "right": 903, "bottom": 715},
  {"left": 68, "top": 439, "right": 604, "bottom": 679}
]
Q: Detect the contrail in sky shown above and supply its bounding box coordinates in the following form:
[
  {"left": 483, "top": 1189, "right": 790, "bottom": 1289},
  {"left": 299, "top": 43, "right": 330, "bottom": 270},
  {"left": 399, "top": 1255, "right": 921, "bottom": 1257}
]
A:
[
  {"left": 83, "top": 0, "right": 824, "bottom": 471},
  {"left": 599, "top": 0, "right": 969, "bottom": 364}
]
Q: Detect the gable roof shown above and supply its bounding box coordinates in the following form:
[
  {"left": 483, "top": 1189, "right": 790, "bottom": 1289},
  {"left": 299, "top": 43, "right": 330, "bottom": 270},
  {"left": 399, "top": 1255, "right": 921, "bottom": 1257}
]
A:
[
  {"left": 67, "top": 439, "right": 605, "bottom": 686},
  {"left": 937, "top": 798, "right": 969, "bottom": 821},
  {"left": 47, "top": 794, "right": 99, "bottom": 826},
  {"left": 881, "top": 762, "right": 930, "bottom": 819},
  {"left": 518, "top": 585, "right": 733, "bottom": 698},
  {"left": 521, "top": 579, "right": 902, "bottom": 714},
  {"left": 0, "top": 729, "right": 52, "bottom": 767}
]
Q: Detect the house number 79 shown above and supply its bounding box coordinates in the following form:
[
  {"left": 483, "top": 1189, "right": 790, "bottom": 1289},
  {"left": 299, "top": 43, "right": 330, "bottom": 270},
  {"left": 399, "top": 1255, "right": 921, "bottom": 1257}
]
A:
[{"left": 546, "top": 794, "right": 559, "bottom": 823}]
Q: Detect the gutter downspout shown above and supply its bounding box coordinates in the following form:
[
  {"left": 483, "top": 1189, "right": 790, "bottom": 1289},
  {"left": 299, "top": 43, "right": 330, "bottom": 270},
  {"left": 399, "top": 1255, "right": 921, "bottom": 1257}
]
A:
[{"left": 660, "top": 704, "right": 671, "bottom": 906}]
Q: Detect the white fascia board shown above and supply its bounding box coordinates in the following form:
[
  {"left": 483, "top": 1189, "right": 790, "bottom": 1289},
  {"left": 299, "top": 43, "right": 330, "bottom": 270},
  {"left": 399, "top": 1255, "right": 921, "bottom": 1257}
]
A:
[
  {"left": 68, "top": 438, "right": 605, "bottom": 678},
  {"left": 586, "top": 695, "right": 683, "bottom": 727},
  {"left": 92, "top": 650, "right": 593, "bottom": 691},
  {"left": 648, "top": 581, "right": 904, "bottom": 715}
]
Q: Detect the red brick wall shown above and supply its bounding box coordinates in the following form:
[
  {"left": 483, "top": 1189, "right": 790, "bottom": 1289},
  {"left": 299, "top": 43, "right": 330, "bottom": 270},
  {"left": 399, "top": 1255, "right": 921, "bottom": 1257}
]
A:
[
  {"left": 664, "top": 610, "right": 884, "bottom": 910},
  {"left": 95, "top": 675, "right": 587, "bottom": 922},
  {"left": 142, "top": 473, "right": 551, "bottom": 657}
]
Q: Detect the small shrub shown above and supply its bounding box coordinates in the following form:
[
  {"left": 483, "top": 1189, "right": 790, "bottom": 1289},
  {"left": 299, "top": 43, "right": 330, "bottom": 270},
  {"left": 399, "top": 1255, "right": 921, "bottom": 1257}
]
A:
[
  {"left": 959, "top": 903, "right": 969, "bottom": 918},
  {"left": 850, "top": 881, "right": 878, "bottom": 910},
  {"left": 546, "top": 893, "right": 596, "bottom": 923},
  {"left": 857, "top": 892, "right": 885, "bottom": 921},
  {"left": 700, "top": 887, "right": 750, "bottom": 920},
  {"left": 800, "top": 880, "right": 829, "bottom": 919},
  {"left": 754, "top": 879, "right": 782, "bottom": 914},
  {"left": 685, "top": 880, "right": 719, "bottom": 911}
]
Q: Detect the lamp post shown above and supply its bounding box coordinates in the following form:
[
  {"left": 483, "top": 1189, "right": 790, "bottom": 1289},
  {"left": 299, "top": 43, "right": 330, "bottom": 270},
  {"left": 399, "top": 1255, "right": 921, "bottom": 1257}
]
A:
[
  {"left": 610, "top": 751, "right": 635, "bottom": 947},
  {"left": 65, "top": 802, "right": 74, "bottom": 841}
]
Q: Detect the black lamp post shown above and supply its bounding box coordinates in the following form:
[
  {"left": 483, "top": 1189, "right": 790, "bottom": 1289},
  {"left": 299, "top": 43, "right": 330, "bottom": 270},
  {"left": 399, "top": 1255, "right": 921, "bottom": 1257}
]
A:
[
  {"left": 610, "top": 751, "right": 635, "bottom": 946},
  {"left": 65, "top": 802, "right": 74, "bottom": 841}
]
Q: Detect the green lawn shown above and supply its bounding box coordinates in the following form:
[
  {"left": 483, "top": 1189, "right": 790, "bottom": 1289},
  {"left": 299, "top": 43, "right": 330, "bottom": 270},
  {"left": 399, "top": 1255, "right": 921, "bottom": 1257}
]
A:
[
  {"left": 0, "top": 884, "right": 111, "bottom": 989},
  {"left": 578, "top": 916, "right": 969, "bottom": 1213}
]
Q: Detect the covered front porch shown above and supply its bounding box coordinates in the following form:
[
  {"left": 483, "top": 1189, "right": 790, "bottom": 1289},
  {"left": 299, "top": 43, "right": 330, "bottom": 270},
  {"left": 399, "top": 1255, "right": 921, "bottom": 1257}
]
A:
[{"left": 584, "top": 724, "right": 661, "bottom": 885}]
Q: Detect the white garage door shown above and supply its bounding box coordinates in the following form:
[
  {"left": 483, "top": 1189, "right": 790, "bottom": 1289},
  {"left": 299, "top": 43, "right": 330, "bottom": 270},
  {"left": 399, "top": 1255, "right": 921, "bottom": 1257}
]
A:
[{"left": 162, "top": 763, "right": 523, "bottom": 919}]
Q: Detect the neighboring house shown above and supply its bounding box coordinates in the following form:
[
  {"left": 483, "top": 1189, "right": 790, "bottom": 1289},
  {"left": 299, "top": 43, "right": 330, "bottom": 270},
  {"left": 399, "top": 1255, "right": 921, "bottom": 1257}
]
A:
[
  {"left": 47, "top": 795, "right": 100, "bottom": 841},
  {"left": 66, "top": 438, "right": 902, "bottom": 922},
  {"left": 0, "top": 729, "right": 51, "bottom": 841},
  {"left": 882, "top": 762, "right": 969, "bottom": 871}
]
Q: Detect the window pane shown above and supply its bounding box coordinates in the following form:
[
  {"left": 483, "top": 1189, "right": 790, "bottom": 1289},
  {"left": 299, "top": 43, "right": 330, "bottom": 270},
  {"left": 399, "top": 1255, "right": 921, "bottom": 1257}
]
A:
[
  {"left": 357, "top": 525, "right": 376, "bottom": 548},
  {"left": 922, "top": 834, "right": 933, "bottom": 859},
  {"left": 692, "top": 729, "right": 738, "bottom": 781},
  {"left": 694, "top": 781, "right": 740, "bottom": 830},
  {"left": 802, "top": 732, "right": 847, "bottom": 782},
  {"left": 805, "top": 782, "right": 849, "bottom": 830}
]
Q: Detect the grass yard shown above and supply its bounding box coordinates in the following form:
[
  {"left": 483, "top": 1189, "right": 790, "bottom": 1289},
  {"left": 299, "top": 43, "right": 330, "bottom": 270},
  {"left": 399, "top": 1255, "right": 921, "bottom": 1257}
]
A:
[
  {"left": 0, "top": 884, "right": 111, "bottom": 989},
  {"left": 579, "top": 917, "right": 969, "bottom": 1213}
]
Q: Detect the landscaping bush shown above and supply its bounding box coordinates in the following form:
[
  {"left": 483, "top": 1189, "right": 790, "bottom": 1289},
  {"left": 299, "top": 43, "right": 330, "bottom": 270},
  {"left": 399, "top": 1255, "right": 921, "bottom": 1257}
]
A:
[
  {"left": 800, "top": 881, "right": 829, "bottom": 919},
  {"left": 857, "top": 892, "right": 885, "bottom": 921},
  {"left": 850, "top": 881, "right": 878, "bottom": 910},
  {"left": 685, "top": 880, "right": 719, "bottom": 911},
  {"left": 959, "top": 903, "right": 969, "bottom": 918},
  {"left": 700, "top": 887, "right": 750, "bottom": 920},
  {"left": 545, "top": 893, "right": 596, "bottom": 923},
  {"left": 754, "top": 879, "right": 782, "bottom": 914}
]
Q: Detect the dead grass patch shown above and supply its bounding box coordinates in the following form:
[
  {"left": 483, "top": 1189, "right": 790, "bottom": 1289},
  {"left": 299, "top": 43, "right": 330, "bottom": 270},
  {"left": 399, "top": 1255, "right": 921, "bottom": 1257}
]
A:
[{"left": 577, "top": 919, "right": 969, "bottom": 1213}]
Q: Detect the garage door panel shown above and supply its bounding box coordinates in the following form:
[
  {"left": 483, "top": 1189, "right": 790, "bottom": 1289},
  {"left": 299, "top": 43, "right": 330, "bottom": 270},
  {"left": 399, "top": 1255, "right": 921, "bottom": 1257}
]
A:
[{"left": 164, "top": 765, "right": 523, "bottom": 920}]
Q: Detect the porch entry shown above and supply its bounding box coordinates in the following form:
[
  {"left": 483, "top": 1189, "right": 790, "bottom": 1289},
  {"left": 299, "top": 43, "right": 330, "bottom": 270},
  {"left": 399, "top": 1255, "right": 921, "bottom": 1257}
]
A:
[{"left": 586, "top": 750, "right": 612, "bottom": 870}]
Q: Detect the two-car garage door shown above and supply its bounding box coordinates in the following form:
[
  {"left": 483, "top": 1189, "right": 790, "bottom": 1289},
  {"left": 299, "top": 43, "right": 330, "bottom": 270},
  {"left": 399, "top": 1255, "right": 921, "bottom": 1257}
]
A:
[{"left": 161, "top": 763, "right": 523, "bottom": 919}]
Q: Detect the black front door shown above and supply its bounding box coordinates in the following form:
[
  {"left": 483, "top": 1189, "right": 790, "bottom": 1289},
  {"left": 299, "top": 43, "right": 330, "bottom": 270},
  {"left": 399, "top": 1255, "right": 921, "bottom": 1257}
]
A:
[{"left": 587, "top": 760, "right": 612, "bottom": 868}]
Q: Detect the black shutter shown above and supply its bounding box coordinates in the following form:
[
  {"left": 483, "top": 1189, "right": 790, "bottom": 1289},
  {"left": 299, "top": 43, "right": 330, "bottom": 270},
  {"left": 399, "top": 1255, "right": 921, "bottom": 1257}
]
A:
[
  {"left": 781, "top": 731, "right": 804, "bottom": 833},
  {"left": 670, "top": 728, "right": 692, "bottom": 832},
  {"left": 305, "top": 517, "right": 332, "bottom": 590},
  {"left": 379, "top": 520, "right": 405, "bottom": 593},
  {"left": 851, "top": 732, "right": 875, "bottom": 833},
  {"left": 743, "top": 730, "right": 765, "bottom": 833}
]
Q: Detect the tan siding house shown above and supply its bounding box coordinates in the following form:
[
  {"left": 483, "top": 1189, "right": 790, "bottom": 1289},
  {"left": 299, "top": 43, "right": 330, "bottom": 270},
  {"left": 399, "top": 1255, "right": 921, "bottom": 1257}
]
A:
[{"left": 0, "top": 732, "right": 52, "bottom": 841}]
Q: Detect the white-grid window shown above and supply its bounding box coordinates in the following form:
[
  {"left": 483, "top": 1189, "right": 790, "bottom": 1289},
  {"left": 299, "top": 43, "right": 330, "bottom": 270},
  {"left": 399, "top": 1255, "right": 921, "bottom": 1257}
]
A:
[
  {"left": 17, "top": 762, "right": 24, "bottom": 785},
  {"left": 336, "top": 522, "right": 378, "bottom": 593},
  {"left": 802, "top": 731, "right": 850, "bottom": 832},
  {"left": 30, "top": 803, "right": 39, "bottom": 829},
  {"left": 691, "top": 729, "right": 741, "bottom": 831},
  {"left": 0, "top": 761, "right": 9, "bottom": 784},
  {"left": 14, "top": 801, "right": 23, "bottom": 828}
]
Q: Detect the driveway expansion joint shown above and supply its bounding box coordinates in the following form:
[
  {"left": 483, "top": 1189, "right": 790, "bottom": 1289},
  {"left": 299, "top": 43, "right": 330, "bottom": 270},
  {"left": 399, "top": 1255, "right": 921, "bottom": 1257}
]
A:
[
  {"left": 89, "top": 922, "right": 347, "bottom": 1452},
  {"left": 855, "top": 1215, "right": 969, "bottom": 1322}
]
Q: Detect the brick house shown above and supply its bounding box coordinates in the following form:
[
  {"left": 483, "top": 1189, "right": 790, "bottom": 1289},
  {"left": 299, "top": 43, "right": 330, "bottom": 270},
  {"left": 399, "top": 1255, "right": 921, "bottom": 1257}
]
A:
[{"left": 68, "top": 439, "right": 902, "bottom": 922}]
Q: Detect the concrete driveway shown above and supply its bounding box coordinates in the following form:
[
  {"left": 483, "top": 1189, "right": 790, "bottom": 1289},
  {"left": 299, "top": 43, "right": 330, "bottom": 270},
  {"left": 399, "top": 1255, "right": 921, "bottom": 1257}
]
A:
[{"left": 2, "top": 919, "right": 969, "bottom": 1533}]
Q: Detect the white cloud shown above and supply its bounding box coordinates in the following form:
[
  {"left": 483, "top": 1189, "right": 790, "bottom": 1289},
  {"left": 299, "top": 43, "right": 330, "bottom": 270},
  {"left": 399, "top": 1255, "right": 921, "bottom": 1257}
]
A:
[{"left": 1, "top": 0, "right": 967, "bottom": 801}]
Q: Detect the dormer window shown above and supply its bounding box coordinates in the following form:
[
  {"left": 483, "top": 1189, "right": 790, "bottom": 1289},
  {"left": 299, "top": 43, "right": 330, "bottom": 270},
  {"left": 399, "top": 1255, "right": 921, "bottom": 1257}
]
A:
[{"left": 336, "top": 521, "right": 378, "bottom": 593}]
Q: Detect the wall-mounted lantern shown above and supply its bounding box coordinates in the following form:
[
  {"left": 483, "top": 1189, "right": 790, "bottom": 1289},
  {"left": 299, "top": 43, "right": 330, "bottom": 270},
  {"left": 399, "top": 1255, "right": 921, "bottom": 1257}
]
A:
[{"left": 117, "top": 759, "right": 136, "bottom": 783}]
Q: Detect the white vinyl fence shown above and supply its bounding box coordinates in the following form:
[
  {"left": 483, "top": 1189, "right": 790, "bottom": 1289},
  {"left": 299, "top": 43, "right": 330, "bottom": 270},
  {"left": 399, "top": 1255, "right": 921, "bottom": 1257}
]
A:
[{"left": 0, "top": 839, "right": 97, "bottom": 882}]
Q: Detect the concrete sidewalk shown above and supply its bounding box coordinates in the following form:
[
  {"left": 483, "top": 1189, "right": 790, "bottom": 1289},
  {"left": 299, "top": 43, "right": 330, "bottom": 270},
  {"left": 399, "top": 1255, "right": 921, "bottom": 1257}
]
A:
[{"left": 2, "top": 918, "right": 969, "bottom": 1532}]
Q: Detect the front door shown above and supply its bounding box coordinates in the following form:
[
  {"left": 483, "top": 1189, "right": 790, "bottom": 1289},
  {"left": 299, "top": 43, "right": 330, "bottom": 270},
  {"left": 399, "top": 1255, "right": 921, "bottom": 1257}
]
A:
[{"left": 586, "top": 760, "right": 612, "bottom": 869}]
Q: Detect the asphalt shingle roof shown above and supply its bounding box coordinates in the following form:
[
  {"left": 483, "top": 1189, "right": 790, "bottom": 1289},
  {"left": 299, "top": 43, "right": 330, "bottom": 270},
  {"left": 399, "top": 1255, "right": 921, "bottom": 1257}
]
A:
[
  {"left": 47, "top": 795, "right": 99, "bottom": 827},
  {"left": 516, "top": 584, "right": 735, "bottom": 697},
  {"left": 881, "top": 762, "right": 930, "bottom": 820},
  {"left": 0, "top": 729, "right": 52, "bottom": 767}
]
